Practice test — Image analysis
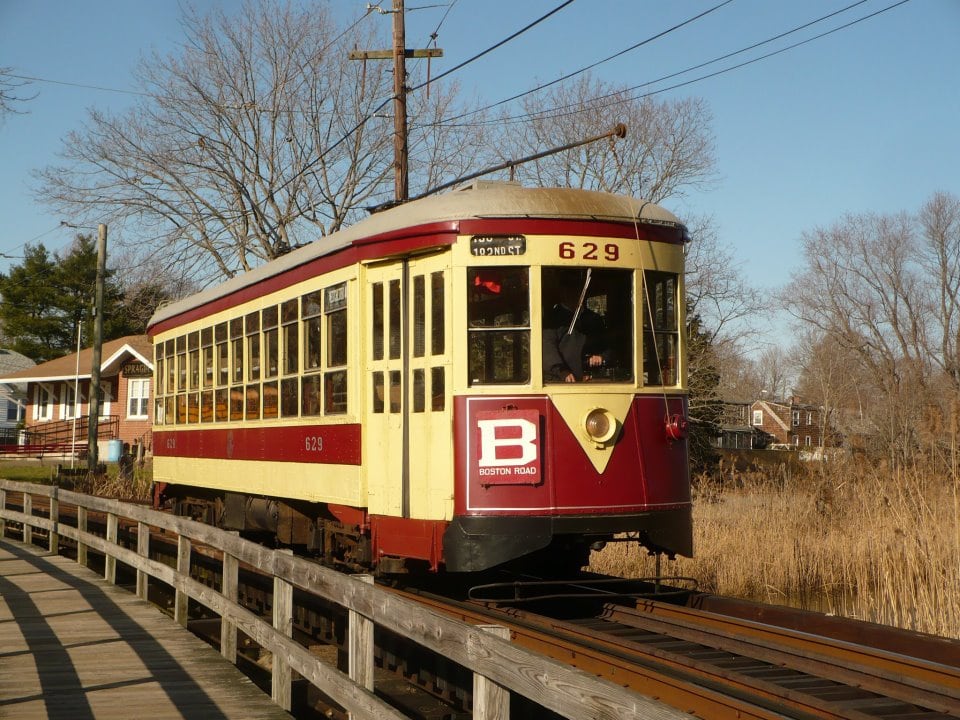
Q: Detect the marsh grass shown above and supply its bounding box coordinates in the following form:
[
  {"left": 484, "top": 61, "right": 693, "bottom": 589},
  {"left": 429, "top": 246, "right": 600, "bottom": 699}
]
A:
[
  {"left": 591, "top": 455, "right": 960, "bottom": 639},
  {"left": 0, "top": 457, "right": 153, "bottom": 501}
]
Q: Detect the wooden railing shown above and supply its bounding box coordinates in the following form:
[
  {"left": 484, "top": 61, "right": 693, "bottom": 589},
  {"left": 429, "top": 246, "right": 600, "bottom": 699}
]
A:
[{"left": 0, "top": 480, "right": 685, "bottom": 720}]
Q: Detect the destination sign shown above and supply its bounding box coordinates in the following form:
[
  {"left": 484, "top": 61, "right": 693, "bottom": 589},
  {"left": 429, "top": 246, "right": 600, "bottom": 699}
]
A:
[{"left": 470, "top": 235, "right": 526, "bottom": 257}]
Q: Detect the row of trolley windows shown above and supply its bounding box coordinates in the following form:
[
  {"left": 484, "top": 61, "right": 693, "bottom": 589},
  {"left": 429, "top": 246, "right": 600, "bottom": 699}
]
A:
[
  {"left": 154, "top": 282, "right": 348, "bottom": 424},
  {"left": 466, "top": 266, "right": 679, "bottom": 386}
]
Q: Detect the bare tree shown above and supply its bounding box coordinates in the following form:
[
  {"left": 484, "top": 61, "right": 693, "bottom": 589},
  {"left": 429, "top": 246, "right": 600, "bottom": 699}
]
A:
[
  {"left": 918, "top": 192, "right": 960, "bottom": 392},
  {"left": 793, "top": 330, "right": 869, "bottom": 446},
  {"left": 492, "top": 74, "right": 717, "bottom": 203},
  {"left": 782, "top": 193, "right": 960, "bottom": 464},
  {"left": 34, "top": 2, "right": 480, "bottom": 284},
  {"left": 684, "top": 214, "right": 764, "bottom": 346},
  {"left": 0, "top": 68, "right": 34, "bottom": 119}
]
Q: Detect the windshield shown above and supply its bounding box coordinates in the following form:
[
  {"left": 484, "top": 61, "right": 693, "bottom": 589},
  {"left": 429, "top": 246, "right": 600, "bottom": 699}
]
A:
[{"left": 541, "top": 267, "right": 633, "bottom": 383}]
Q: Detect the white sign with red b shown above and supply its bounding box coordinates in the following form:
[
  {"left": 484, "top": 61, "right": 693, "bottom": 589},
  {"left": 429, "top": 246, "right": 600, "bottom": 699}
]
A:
[{"left": 475, "top": 409, "right": 541, "bottom": 485}]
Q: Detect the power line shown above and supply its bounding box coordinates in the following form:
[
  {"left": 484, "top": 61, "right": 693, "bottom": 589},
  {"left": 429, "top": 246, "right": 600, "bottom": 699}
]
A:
[
  {"left": 421, "top": 0, "right": 732, "bottom": 120},
  {"left": 525, "top": 0, "right": 915, "bottom": 127},
  {"left": 258, "top": 0, "right": 578, "bottom": 219},
  {"left": 408, "top": 0, "right": 576, "bottom": 93},
  {"left": 420, "top": 0, "right": 910, "bottom": 131}
]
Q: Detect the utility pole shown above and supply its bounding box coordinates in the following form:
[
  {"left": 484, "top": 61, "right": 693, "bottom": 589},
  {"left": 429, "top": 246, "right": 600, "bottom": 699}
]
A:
[
  {"left": 87, "top": 223, "right": 106, "bottom": 474},
  {"left": 349, "top": 0, "right": 442, "bottom": 203},
  {"left": 392, "top": 0, "right": 408, "bottom": 202}
]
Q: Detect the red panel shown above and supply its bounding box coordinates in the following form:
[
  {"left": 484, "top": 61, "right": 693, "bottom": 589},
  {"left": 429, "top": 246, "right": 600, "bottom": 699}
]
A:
[
  {"left": 454, "top": 395, "right": 690, "bottom": 516},
  {"left": 370, "top": 516, "right": 446, "bottom": 571},
  {"left": 328, "top": 503, "right": 368, "bottom": 529},
  {"left": 154, "top": 424, "right": 361, "bottom": 465}
]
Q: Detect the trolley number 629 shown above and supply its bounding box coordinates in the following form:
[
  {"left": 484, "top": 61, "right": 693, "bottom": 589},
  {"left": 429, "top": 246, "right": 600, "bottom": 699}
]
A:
[{"left": 558, "top": 241, "right": 619, "bottom": 261}]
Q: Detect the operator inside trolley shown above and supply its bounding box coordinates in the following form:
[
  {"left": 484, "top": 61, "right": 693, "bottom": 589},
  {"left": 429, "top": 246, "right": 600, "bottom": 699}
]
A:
[{"left": 542, "top": 268, "right": 611, "bottom": 383}]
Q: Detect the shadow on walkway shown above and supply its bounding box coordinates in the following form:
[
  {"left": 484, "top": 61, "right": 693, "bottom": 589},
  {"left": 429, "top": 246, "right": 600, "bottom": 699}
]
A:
[{"left": 0, "top": 540, "right": 232, "bottom": 720}]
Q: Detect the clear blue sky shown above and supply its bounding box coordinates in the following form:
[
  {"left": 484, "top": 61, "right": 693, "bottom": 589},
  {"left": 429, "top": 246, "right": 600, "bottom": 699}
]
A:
[{"left": 1, "top": 0, "right": 958, "bottom": 338}]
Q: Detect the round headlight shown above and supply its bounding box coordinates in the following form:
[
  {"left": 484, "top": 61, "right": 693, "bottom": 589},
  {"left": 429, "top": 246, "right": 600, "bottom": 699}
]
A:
[{"left": 584, "top": 408, "right": 617, "bottom": 443}]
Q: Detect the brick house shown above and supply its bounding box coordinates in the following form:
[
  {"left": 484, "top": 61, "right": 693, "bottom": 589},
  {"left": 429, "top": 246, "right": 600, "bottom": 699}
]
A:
[
  {"left": 0, "top": 335, "right": 153, "bottom": 458},
  {"left": 750, "top": 397, "right": 826, "bottom": 450}
]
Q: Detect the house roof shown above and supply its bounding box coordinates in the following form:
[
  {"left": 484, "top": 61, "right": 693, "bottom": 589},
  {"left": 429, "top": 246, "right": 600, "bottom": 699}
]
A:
[
  {"left": 0, "top": 335, "right": 152, "bottom": 385},
  {"left": 756, "top": 400, "right": 790, "bottom": 432},
  {"left": 0, "top": 349, "right": 35, "bottom": 376}
]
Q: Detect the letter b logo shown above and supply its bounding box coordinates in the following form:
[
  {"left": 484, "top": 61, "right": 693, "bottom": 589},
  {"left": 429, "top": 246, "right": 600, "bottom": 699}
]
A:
[{"left": 477, "top": 417, "right": 538, "bottom": 467}]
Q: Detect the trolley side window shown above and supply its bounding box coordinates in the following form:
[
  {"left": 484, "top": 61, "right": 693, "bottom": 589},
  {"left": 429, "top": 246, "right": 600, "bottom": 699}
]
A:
[
  {"left": 262, "top": 306, "right": 279, "bottom": 419},
  {"left": 642, "top": 270, "right": 679, "bottom": 386},
  {"left": 301, "top": 291, "right": 322, "bottom": 417},
  {"left": 541, "top": 267, "right": 633, "bottom": 384},
  {"left": 467, "top": 267, "right": 530, "bottom": 385},
  {"left": 324, "top": 282, "right": 348, "bottom": 414}
]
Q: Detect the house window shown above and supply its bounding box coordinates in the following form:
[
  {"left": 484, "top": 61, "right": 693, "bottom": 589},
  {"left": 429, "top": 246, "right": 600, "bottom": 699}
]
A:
[
  {"left": 752, "top": 409, "right": 763, "bottom": 426},
  {"left": 805, "top": 436, "right": 811, "bottom": 447},
  {"left": 792, "top": 410, "right": 800, "bottom": 426},
  {"left": 128, "top": 379, "right": 150, "bottom": 419},
  {"left": 806, "top": 411, "right": 813, "bottom": 425},
  {"left": 98, "top": 382, "right": 113, "bottom": 418},
  {"left": 6, "top": 399, "right": 24, "bottom": 422},
  {"left": 60, "top": 383, "right": 81, "bottom": 420},
  {"left": 33, "top": 385, "right": 53, "bottom": 421},
  {"left": 792, "top": 435, "right": 799, "bottom": 446}
]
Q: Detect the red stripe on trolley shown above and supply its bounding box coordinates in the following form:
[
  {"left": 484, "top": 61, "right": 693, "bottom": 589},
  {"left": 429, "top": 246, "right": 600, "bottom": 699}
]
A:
[{"left": 154, "top": 424, "right": 361, "bottom": 465}]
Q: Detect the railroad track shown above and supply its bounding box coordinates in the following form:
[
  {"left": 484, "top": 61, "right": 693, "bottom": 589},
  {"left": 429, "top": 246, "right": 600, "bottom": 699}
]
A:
[
  {"left": 388, "top": 581, "right": 960, "bottom": 719},
  {"left": 6, "top": 492, "right": 959, "bottom": 719}
]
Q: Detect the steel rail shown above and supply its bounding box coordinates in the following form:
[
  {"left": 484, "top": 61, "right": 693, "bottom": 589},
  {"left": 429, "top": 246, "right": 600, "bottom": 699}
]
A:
[{"left": 388, "top": 586, "right": 960, "bottom": 719}]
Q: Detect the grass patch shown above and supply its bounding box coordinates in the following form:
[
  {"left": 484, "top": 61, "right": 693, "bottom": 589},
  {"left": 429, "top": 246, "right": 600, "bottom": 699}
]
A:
[
  {"left": 591, "top": 455, "right": 960, "bottom": 640},
  {"left": 0, "top": 457, "right": 153, "bottom": 500}
]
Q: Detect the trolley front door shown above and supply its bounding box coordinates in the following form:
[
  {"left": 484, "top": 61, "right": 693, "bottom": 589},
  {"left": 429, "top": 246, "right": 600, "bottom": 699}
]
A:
[{"left": 364, "top": 253, "right": 452, "bottom": 521}]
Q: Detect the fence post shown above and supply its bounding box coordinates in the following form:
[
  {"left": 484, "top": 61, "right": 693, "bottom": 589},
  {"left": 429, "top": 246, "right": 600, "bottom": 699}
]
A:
[
  {"left": 136, "top": 521, "right": 149, "bottom": 600},
  {"left": 104, "top": 512, "right": 118, "bottom": 584},
  {"left": 22, "top": 492, "right": 32, "bottom": 546},
  {"left": 473, "top": 625, "right": 511, "bottom": 720},
  {"left": 0, "top": 488, "right": 6, "bottom": 538},
  {"left": 349, "top": 574, "right": 375, "bottom": 708},
  {"left": 272, "top": 548, "right": 293, "bottom": 711},
  {"left": 77, "top": 506, "right": 88, "bottom": 567},
  {"left": 49, "top": 487, "right": 59, "bottom": 555},
  {"left": 175, "top": 535, "right": 191, "bottom": 627},
  {"left": 220, "top": 532, "right": 239, "bottom": 664}
]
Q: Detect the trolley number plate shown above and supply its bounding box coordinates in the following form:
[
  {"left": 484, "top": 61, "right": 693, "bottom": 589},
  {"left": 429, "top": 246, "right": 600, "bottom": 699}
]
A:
[{"left": 558, "top": 241, "right": 620, "bottom": 261}]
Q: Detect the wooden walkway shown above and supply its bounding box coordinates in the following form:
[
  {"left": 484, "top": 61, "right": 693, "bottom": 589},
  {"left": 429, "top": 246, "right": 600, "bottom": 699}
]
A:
[{"left": 0, "top": 538, "right": 291, "bottom": 720}]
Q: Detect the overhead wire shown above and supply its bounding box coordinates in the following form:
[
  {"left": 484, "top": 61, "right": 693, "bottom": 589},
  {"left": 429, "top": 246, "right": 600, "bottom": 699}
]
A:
[
  {"left": 514, "top": 0, "right": 915, "bottom": 127},
  {"left": 416, "top": 0, "right": 733, "bottom": 121},
  {"left": 417, "top": 0, "right": 910, "bottom": 130},
  {"left": 408, "top": 0, "right": 576, "bottom": 92}
]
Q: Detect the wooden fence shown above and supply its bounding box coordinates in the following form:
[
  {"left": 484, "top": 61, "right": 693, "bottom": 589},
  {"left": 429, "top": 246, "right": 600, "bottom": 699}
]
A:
[{"left": 0, "top": 479, "right": 686, "bottom": 720}]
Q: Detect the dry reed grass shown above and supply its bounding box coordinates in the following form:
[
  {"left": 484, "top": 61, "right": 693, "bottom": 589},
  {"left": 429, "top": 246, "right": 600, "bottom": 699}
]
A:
[{"left": 591, "top": 455, "right": 960, "bottom": 640}]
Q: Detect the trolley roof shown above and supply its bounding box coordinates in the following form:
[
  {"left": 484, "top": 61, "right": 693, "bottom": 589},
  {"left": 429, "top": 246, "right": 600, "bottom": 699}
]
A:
[{"left": 148, "top": 182, "right": 683, "bottom": 331}]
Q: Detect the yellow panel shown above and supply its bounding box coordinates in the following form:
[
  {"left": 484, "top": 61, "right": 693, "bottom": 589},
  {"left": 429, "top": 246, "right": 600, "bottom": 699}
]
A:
[
  {"left": 549, "top": 393, "right": 636, "bottom": 473},
  {"left": 153, "top": 456, "right": 361, "bottom": 506}
]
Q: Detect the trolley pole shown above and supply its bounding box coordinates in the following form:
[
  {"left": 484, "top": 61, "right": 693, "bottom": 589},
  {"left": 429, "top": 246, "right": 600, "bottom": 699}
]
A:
[
  {"left": 349, "top": 0, "right": 442, "bottom": 204},
  {"left": 87, "top": 223, "right": 106, "bottom": 473}
]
